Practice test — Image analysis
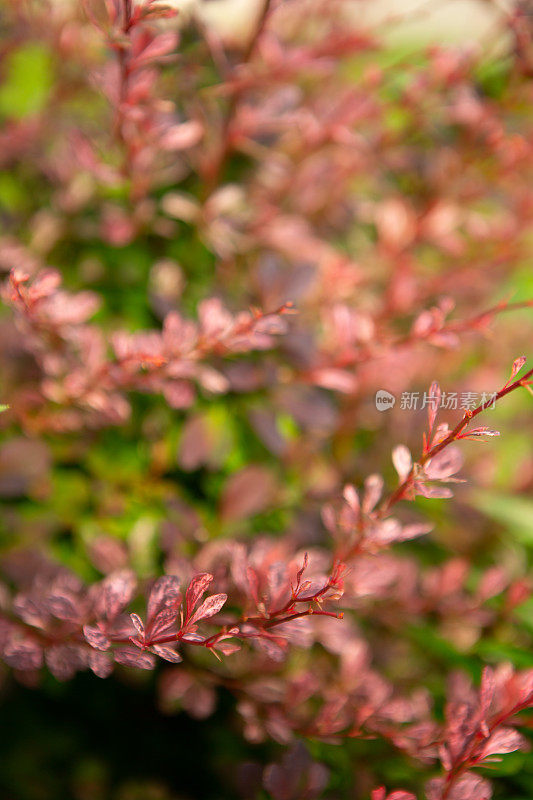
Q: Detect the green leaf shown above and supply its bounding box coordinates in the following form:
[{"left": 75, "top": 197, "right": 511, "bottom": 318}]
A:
[
  {"left": 0, "top": 44, "right": 54, "bottom": 119},
  {"left": 472, "top": 491, "right": 533, "bottom": 544}
]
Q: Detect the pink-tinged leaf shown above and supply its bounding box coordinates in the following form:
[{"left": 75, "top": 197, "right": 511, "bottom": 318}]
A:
[
  {"left": 387, "top": 794, "right": 416, "bottom": 800},
  {"left": 162, "top": 380, "right": 195, "bottom": 409},
  {"left": 252, "top": 313, "right": 290, "bottom": 336},
  {"left": 177, "top": 415, "right": 212, "bottom": 471},
  {"left": 47, "top": 594, "right": 79, "bottom": 622},
  {"left": 220, "top": 465, "right": 277, "bottom": 522},
  {"left": 458, "top": 427, "right": 500, "bottom": 439},
  {"left": 185, "top": 573, "right": 213, "bottom": 621},
  {"left": 46, "top": 644, "right": 86, "bottom": 681},
  {"left": 427, "top": 381, "right": 441, "bottom": 433},
  {"left": 426, "top": 773, "right": 492, "bottom": 800},
  {"left": 29, "top": 269, "right": 61, "bottom": 300},
  {"left": 362, "top": 474, "right": 384, "bottom": 513},
  {"left": 397, "top": 522, "right": 433, "bottom": 541},
  {"left": 180, "top": 633, "right": 206, "bottom": 643},
  {"left": 477, "top": 569, "right": 507, "bottom": 602},
  {"left": 134, "top": 32, "right": 178, "bottom": 65},
  {"left": 160, "top": 120, "right": 203, "bottom": 151},
  {"left": 480, "top": 666, "right": 495, "bottom": 732},
  {"left": 343, "top": 484, "right": 360, "bottom": 513},
  {"left": 197, "top": 297, "right": 233, "bottom": 339},
  {"left": 147, "top": 575, "right": 181, "bottom": 629},
  {"left": 88, "top": 650, "right": 113, "bottom": 679},
  {"left": 311, "top": 368, "right": 357, "bottom": 393},
  {"left": 263, "top": 741, "right": 329, "bottom": 798},
  {"left": 392, "top": 445, "right": 413, "bottom": 483},
  {"left": 83, "top": 624, "right": 110, "bottom": 651},
  {"left": 102, "top": 569, "right": 136, "bottom": 619},
  {"left": 425, "top": 447, "right": 463, "bottom": 480},
  {"left": 151, "top": 645, "right": 182, "bottom": 663},
  {"left": 3, "top": 639, "right": 43, "bottom": 670},
  {"left": 190, "top": 593, "right": 228, "bottom": 625},
  {"left": 509, "top": 356, "right": 527, "bottom": 383},
  {"left": 418, "top": 484, "right": 454, "bottom": 499},
  {"left": 480, "top": 727, "right": 527, "bottom": 759},
  {"left": 197, "top": 366, "right": 229, "bottom": 394},
  {"left": 130, "top": 613, "right": 145, "bottom": 636},
  {"left": 295, "top": 552, "right": 309, "bottom": 587},
  {"left": 372, "top": 791, "right": 416, "bottom": 800},
  {"left": 114, "top": 647, "right": 155, "bottom": 670},
  {"left": 213, "top": 641, "right": 240, "bottom": 656}
]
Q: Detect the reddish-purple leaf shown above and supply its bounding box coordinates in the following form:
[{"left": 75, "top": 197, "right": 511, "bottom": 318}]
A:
[
  {"left": 180, "top": 633, "right": 206, "bottom": 643},
  {"left": 213, "top": 641, "right": 240, "bottom": 656},
  {"left": 46, "top": 594, "right": 80, "bottom": 622},
  {"left": 46, "top": 644, "right": 86, "bottom": 681},
  {"left": 185, "top": 573, "right": 213, "bottom": 621},
  {"left": 130, "top": 613, "right": 145, "bottom": 636},
  {"left": 151, "top": 645, "right": 183, "bottom": 663},
  {"left": 83, "top": 624, "right": 110, "bottom": 651},
  {"left": 114, "top": 647, "right": 155, "bottom": 670},
  {"left": 101, "top": 570, "right": 136, "bottom": 620},
  {"left": 220, "top": 465, "right": 277, "bottom": 522},
  {"left": 147, "top": 575, "right": 181, "bottom": 630},
  {"left": 189, "top": 593, "right": 228, "bottom": 625},
  {"left": 178, "top": 415, "right": 212, "bottom": 471},
  {"left": 3, "top": 639, "right": 43, "bottom": 670},
  {"left": 88, "top": 650, "right": 113, "bottom": 679}
]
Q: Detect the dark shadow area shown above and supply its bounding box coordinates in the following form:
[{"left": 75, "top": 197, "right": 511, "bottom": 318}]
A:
[{"left": 0, "top": 672, "right": 264, "bottom": 800}]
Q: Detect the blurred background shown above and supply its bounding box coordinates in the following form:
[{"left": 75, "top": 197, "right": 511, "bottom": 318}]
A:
[{"left": 0, "top": 1, "right": 532, "bottom": 798}]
